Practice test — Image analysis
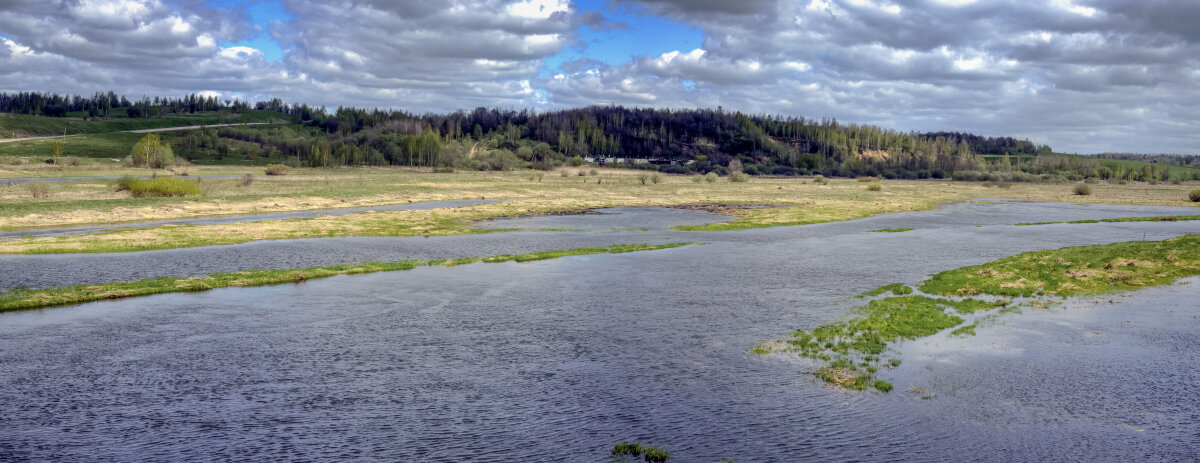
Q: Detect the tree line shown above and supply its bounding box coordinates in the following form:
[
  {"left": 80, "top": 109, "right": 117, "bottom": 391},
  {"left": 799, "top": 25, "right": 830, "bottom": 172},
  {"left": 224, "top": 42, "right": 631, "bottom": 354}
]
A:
[{"left": 15, "top": 90, "right": 1195, "bottom": 182}]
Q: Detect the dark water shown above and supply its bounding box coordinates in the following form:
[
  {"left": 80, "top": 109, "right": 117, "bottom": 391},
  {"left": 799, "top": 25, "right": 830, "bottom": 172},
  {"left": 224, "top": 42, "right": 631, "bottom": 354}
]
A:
[
  {"left": 1, "top": 200, "right": 1198, "bottom": 461},
  {"left": 0, "top": 200, "right": 500, "bottom": 239}
]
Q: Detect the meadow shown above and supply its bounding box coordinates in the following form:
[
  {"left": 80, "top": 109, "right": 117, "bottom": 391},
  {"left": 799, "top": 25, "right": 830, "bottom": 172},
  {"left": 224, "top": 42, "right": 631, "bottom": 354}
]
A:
[{"left": 1, "top": 162, "right": 1197, "bottom": 254}]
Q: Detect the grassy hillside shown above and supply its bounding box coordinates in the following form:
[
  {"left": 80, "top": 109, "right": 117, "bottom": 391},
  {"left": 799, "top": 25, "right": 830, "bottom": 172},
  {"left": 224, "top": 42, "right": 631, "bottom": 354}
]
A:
[{"left": 0, "top": 110, "right": 289, "bottom": 138}]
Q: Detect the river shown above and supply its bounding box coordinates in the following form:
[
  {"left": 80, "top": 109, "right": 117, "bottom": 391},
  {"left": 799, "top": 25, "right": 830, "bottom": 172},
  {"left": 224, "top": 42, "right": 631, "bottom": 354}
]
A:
[{"left": 0, "top": 200, "right": 1197, "bottom": 461}]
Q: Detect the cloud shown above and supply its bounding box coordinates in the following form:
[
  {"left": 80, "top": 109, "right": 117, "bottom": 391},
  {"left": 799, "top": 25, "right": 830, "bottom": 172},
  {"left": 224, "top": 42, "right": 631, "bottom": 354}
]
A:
[{"left": 0, "top": 0, "right": 1196, "bottom": 153}]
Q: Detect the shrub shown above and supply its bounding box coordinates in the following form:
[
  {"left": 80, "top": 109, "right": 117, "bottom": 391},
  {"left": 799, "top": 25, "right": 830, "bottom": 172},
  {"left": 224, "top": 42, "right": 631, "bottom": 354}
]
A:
[
  {"left": 588, "top": 168, "right": 598, "bottom": 176},
  {"left": 638, "top": 173, "right": 649, "bottom": 185},
  {"left": 1190, "top": 189, "right": 1200, "bottom": 202},
  {"left": 1073, "top": 183, "right": 1092, "bottom": 195},
  {"left": 867, "top": 183, "right": 882, "bottom": 191},
  {"left": 812, "top": 174, "right": 827, "bottom": 185},
  {"left": 121, "top": 177, "right": 203, "bottom": 197},
  {"left": 704, "top": 172, "right": 718, "bottom": 183},
  {"left": 728, "top": 171, "right": 749, "bottom": 182},
  {"left": 238, "top": 173, "right": 254, "bottom": 187},
  {"left": 691, "top": 174, "right": 703, "bottom": 183},
  {"left": 115, "top": 175, "right": 138, "bottom": 192},
  {"left": 569, "top": 155, "right": 584, "bottom": 166},
  {"left": 650, "top": 173, "right": 662, "bottom": 184},
  {"left": 559, "top": 169, "right": 569, "bottom": 177},
  {"left": 265, "top": 164, "right": 290, "bottom": 176}
]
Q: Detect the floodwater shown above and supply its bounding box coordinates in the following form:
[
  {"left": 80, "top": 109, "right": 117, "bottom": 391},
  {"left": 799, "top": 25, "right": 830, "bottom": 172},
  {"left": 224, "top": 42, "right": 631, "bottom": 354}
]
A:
[
  {"left": 0, "top": 200, "right": 1197, "bottom": 461},
  {"left": 0, "top": 199, "right": 500, "bottom": 239}
]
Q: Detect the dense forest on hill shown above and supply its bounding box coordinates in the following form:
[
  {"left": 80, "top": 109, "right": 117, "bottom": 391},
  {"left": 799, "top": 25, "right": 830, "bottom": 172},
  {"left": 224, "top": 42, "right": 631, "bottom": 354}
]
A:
[{"left": 4, "top": 91, "right": 1198, "bottom": 182}]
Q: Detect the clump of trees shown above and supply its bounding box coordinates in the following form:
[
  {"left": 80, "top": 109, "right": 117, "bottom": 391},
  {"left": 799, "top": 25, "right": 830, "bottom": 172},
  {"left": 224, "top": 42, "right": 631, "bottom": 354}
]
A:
[{"left": 126, "top": 134, "right": 175, "bottom": 168}]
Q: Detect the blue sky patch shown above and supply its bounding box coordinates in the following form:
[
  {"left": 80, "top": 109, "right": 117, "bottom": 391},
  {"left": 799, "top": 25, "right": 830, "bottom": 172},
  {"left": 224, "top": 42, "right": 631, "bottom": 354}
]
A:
[
  {"left": 207, "top": 0, "right": 290, "bottom": 61},
  {"left": 543, "top": 0, "right": 703, "bottom": 75}
]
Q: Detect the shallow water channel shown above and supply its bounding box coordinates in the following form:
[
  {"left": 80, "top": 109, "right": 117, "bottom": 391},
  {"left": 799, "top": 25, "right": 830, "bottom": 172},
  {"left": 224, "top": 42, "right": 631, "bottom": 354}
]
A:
[{"left": 0, "top": 200, "right": 1198, "bottom": 461}]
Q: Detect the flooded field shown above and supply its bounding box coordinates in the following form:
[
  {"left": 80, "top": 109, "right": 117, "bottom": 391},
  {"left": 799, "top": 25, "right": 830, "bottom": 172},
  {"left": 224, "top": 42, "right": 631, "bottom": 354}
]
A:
[{"left": 0, "top": 200, "right": 1197, "bottom": 461}]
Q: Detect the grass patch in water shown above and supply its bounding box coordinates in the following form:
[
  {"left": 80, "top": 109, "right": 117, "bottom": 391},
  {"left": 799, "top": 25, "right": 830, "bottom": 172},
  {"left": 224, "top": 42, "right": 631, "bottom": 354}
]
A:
[
  {"left": 861, "top": 283, "right": 913, "bottom": 297},
  {"left": 611, "top": 442, "right": 670, "bottom": 462},
  {"left": 950, "top": 324, "right": 977, "bottom": 336},
  {"left": 0, "top": 242, "right": 697, "bottom": 312},
  {"left": 865, "top": 227, "right": 913, "bottom": 233},
  {"left": 919, "top": 234, "right": 1200, "bottom": 297},
  {"left": 761, "top": 233, "right": 1200, "bottom": 392}
]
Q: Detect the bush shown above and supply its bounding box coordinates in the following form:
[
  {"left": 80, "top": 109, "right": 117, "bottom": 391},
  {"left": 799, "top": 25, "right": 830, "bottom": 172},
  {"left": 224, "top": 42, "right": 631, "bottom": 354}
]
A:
[
  {"left": 559, "top": 169, "right": 569, "bottom": 177},
  {"left": 728, "top": 171, "right": 749, "bottom": 182},
  {"left": 265, "top": 164, "right": 290, "bottom": 176},
  {"left": 1073, "top": 183, "right": 1092, "bottom": 195},
  {"left": 1189, "top": 189, "right": 1200, "bottom": 202},
  {"left": 812, "top": 174, "right": 827, "bottom": 185},
  {"left": 238, "top": 173, "right": 254, "bottom": 187},
  {"left": 122, "top": 177, "right": 204, "bottom": 197},
  {"left": 691, "top": 175, "right": 703, "bottom": 183},
  {"left": 650, "top": 173, "right": 662, "bottom": 184},
  {"left": 704, "top": 172, "right": 718, "bottom": 183},
  {"left": 867, "top": 183, "right": 882, "bottom": 191},
  {"left": 638, "top": 173, "right": 650, "bottom": 185}
]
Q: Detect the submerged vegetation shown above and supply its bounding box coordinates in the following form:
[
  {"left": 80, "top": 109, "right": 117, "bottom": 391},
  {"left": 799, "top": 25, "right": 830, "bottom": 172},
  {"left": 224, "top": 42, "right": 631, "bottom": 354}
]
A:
[
  {"left": 758, "top": 234, "right": 1200, "bottom": 391},
  {"left": 0, "top": 243, "right": 697, "bottom": 312}
]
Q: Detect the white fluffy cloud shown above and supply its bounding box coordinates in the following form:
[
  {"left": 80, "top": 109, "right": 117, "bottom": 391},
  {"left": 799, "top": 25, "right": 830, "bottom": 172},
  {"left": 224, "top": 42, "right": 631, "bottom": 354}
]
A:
[{"left": 0, "top": 0, "right": 1196, "bottom": 153}]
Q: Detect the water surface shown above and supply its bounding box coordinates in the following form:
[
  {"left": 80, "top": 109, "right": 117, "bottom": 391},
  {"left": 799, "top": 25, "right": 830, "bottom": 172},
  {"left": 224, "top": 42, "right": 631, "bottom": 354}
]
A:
[{"left": 1, "top": 200, "right": 1198, "bottom": 461}]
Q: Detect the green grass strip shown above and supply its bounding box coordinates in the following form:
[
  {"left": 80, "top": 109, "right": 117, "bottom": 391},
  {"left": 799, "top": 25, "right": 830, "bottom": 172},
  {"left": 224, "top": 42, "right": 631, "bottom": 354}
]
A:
[
  {"left": 1016, "top": 215, "right": 1200, "bottom": 226},
  {"left": 0, "top": 242, "right": 697, "bottom": 313},
  {"left": 865, "top": 227, "right": 914, "bottom": 233}
]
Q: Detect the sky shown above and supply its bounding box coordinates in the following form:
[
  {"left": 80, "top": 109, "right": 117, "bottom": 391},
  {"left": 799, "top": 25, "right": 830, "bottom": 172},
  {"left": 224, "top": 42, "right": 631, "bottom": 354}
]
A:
[{"left": 0, "top": 0, "right": 1196, "bottom": 154}]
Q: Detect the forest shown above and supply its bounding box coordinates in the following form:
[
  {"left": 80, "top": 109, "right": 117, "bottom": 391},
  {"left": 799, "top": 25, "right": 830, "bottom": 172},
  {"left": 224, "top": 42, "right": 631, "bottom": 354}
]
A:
[{"left": 4, "top": 90, "right": 1198, "bottom": 182}]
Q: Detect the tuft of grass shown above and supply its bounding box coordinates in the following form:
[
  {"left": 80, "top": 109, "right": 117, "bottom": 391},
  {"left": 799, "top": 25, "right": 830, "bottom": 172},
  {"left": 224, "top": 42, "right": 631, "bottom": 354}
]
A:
[
  {"left": 0, "top": 242, "right": 698, "bottom": 313},
  {"left": 704, "top": 172, "right": 718, "bottom": 183},
  {"left": 1190, "top": 189, "right": 1200, "bottom": 202},
  {"left": 950, "top": 324, "right": 977, "bottom": 336},
  {"left": 1073, "top": 183, "right": 1092, "bottom": 195},
  {"left": 866, "top": 183, "right": 882, "bottom": 192},
  {"left": 872, "top": 380, "right": 894, "bottom": 392},
  {"left": 728, "top": 171, "right": 750, "bottom": 183},
  {"left": 866, "top": 228, "right": 913, "bottom": 233},
  {"left": 26, "top": 182, "right": 51, "bottom": 198}
]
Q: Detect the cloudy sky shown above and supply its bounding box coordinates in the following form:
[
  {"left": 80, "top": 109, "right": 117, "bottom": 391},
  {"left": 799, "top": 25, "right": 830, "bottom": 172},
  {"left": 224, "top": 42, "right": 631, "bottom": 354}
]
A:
[{"left": 0, "top": 0, "right": 1196, "bottom": 154}]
